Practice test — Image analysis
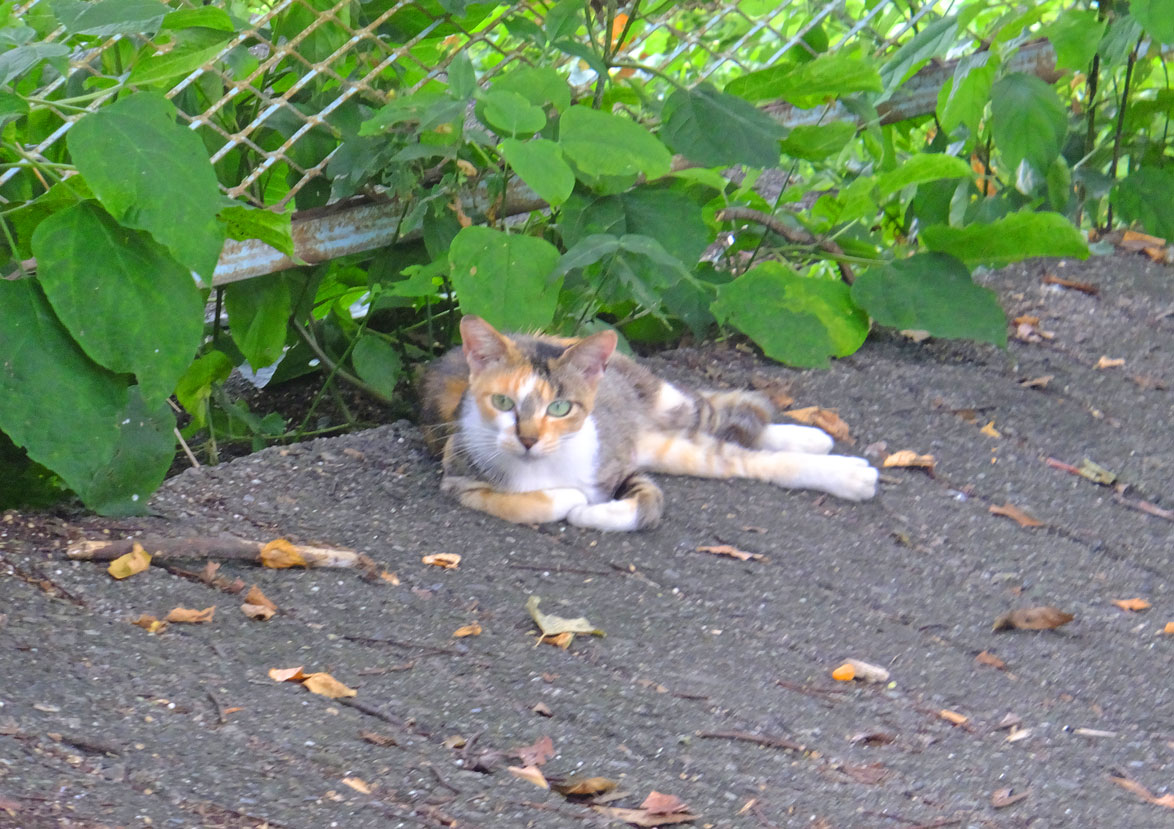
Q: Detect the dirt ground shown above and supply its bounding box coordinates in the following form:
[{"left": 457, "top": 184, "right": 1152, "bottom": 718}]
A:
[{"left": 1, "top": 252, "right": 1171, "bottom": 829}]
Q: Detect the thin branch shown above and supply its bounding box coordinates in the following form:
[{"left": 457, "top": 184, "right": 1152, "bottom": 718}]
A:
[{"left": 716, "top": 206, "right": 857, "bottom": 283}]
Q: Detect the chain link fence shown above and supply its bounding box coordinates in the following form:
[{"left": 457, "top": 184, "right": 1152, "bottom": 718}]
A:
[{"left": 8, "top": 0, "right": 1035, "bottom": 282}]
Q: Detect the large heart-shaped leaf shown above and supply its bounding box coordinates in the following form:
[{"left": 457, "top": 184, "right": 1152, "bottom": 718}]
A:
[{"left": 449, "top": 226, "right": 563, "bottom": 331}]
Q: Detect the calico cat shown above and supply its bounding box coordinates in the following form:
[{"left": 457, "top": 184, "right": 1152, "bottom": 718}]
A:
[{"left": 419, "top": 316, "right": 878, "bottom": 532}]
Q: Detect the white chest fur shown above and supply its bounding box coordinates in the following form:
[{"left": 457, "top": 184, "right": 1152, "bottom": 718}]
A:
[{"left": 459, "top": 404, "right": 606, "bottom": 502}]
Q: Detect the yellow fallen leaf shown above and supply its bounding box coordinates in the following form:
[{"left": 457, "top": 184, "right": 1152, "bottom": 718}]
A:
[
  {"left": 526, "top": 595, "right": 604, "bottom": 644},
  {"left": 980, "top": 420, "right": 1001, "bottom": 438},
  {"left": 831, "top": 663, "right": 855, "bottom": 681},
  {"left": 452, "top": 622, "right": 482, "bottom": 638},
  {"left": 442, "top": 735, "right": 466, "bottom": 749},
  {"left": 939, "top": 709, "right": 968, "bottom": 726},
  {"left": 552, "top": 775, "right": 618, "bottom": 797},
  {"left": 540, "top": 632, "right": 575, "bottom": 649},
  {"left": 1163, "top": 622, "right": 1174, "bottom": 635},
  {"left": 507, "top": 764, "right": 549, "bottom": 789},
  {"left": 380, "top": 571, "right": 400, "bottom": 585},
  {"left": 992, "top": 606, "right": 1074, "bottom": 631},
  {"left": 164, "top": 606, "right": 215, "bottom": 624},
  {"left": 882, "top": 450, "right": 936, "bottom": 472},
  {"left": 107, "top": 543, "right": 151, "bottom": 579},
  {"left": 696, "top": 544, "right": 766, "bottom": 562},
  {"left": 1111, "top": 598, "right": 1150, "bottom": 612},
  {"left": 422, "top": 553, "right": 461, "bottom": 569},
  {"left": 130, "top": 614, "right": 167, "bottom": 634},
  {"left": 1095, "top": 356, "right": 1125, "bottom": 369},
  {"left": 244, "top": 585, "right": 277, "bottom": 610},
  {"left": 302, "top": 672, "right": 357, "bottom": 699},
  {"left": 260, "top": 538, "right": 307, "bottom": 569},
  {"left": 341, "top": 776, "right": 372, "bottom": 794},
  {"left": 269, "top": 666, "right": 308, "bottom": 683},
  {"left": 241, "top": 603, "right": 276, "bottom": 621}
]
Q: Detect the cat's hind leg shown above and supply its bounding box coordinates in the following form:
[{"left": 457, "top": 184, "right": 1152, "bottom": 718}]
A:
[
  {"left": 567, "top": 474, "right": 664, "bottom": 532},
  {"left": 756, "top": 423, "right": 835, "bottom": 454},
  {"left": 442, "top": 476, "right": 588, "bottom": 524}
]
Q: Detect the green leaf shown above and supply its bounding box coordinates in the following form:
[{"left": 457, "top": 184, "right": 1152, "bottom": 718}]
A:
[
  {"left": 68, "top": 93, "right": 225, "bottom": 279},
  {"left": 351, "top": 335, "right": 402, "bottom": 398},
  {"left": 501, "top": 137, "right": 575, "bottom": 206},
  {"left": 477, "top": 89, "right": 547, "bottom": 136},
  {"left": 50, "top": 0, "right": 168, "bottom": 36},
  {"left": 779, "top": 122, "right": 857, "bottom": 161},
  {"left": 0, "top": 279, "right": 171, "bottom": 515},
  {"left": 219, "top": 204, "right": 296, "bottom": 258},
  {"left": 129, "top": 27, "right": 235, "bottom": 86},
  {"left": 851, "top": 253, "right": 1006, "bottom": 346},
  {"left": 0, "top": 90, "right": 29, "bottom": 129},
  {"left": 1130, "top": 0, "right": 1174, "bottom": 44},
  {"left": 710, "top": 262, "right": 869, "bottom": 368},
  {"left": 491, "top": 66, "right": 571, "bottom": 113},
  {"left": 389, "top": 261, "right": 446, "bottom": 297},
  {"left": 660, "top": 82, "right": 784, "bottom": 168},
  {"left": 447, "top": 50, "right": 476, "bottom": 100},
  {"left": 551, "top": 39, "right": 609, "bottom": 78},
  {"left": 1041, "top": 9, "right": 1107, "bottom": 72},
  {"left": 544, "top": 0, "right": 582, "bottom": 42},
  {"left": 990, "top": 73, "right": 1067, "bottom": 180},
  {"left": 175, "top": 350, "right": 232, "bottom": 428},
  {"left": 449, "top": 226, "right": 563, "bottom": 331},
  {"left": 936, "top": 50, "right": 999, "bottom": 134},
  {"left": 725, "top": 54, "right": 882, "bottom": 106},
  {"left": 83, "top": 387, "right": 175, "bottom": 516},
  {"left": 876, "top": 153, "right": 973, "bottom": 197},
  {"left": 921, "top": 212, "right": 1088, "bottom": 267},
  {"left": 359, "top": 91, "right": 464, "bottom": 135},
  {"left": 224, "top": 274, "right": 293, "bottom": 370},
  {"left": 879, "top": 15, "right": 959, "bottom": 98},
  {"left": 162, "top": 6, "right": 234, "bottom": 31},
  {"left": 31, "top": 202, "right": 204, "bottom": 404},
  {"left": 0, "top": 43, "right": 69, "bottom": 86},
  {"left": 558, "top": 106, "right": 671, "bottom": 180},
  {"left": 1110, "top": 167, "right": 1174, "bottom": 240}
]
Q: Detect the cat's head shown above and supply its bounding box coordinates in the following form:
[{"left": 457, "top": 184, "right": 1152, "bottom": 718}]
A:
[{"left": 460, "top": 316, "right": 616, "bottom": 458}]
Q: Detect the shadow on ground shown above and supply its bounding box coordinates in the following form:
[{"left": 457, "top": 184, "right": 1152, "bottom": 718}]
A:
[{"left": 1, "top": 253, "right": 1171, "bottom": 828}]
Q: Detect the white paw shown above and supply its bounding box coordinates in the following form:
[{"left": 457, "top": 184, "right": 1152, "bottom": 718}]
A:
[
  {"left": 567, "top": 499, "right": 640, "bottom": 532},
  {"left": 758, "top": 423, "right": 834, "bottom": 454},
  {"left": 441, "top": 475, "right": 480, "bottom": 495},
  {"left": 816, "top": 456, "right": 878, "bottom": 501},
  {"left": 547, "top": 488, "right": 590, "bottom": 520}
]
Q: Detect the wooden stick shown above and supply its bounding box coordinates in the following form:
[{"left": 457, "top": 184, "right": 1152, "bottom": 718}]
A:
[{"left": 66, "top": 535, "right": 366, "bottom": 568}]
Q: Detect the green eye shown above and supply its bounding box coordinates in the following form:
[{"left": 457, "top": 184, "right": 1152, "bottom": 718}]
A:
[
  {"left": 546, "top": 399, "right": 572, "bottom": 417},
  {"left": 490, "top": 393, "right": 515, "bottom": 412}
]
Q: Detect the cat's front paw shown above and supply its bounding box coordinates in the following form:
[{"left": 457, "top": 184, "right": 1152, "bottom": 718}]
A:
[
  {"left": 567, "top": 499, "right": 641, "bottom": 532},
  {"left": 545, "top": 487, "right": 590, "bottom": 520},
  {"left": 819, "top": 456, "right": 878, "bottom": 501}
]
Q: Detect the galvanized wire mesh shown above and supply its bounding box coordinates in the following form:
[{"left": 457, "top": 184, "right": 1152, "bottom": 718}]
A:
[{"left": 5, "top": 0, "right": 958, "bottom": 215}]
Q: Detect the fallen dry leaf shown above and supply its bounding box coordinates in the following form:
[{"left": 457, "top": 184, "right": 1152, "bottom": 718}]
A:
[
  {"left": 269, "top": 666, "right": 308, "bottom": 683},
  {"left": 513, "top": 735, "right": 555, "bottom": 767},
  {"left": 108, "top": 543, "right": 151, "bottom": 579},
  {"left": 507, "top": 764, "right": 549, "bottom": 789},
  {"left": 302, "top": 672, "right": 357, "bottom": 699},
  {"left": 380, "top": 571, "right": 400, "bottom": 585},
  {"left": 939, "top": 709, "right": 968, "bottom": 726},
  {"left": 592, "top": 805, "right": 698, "bottom": 827},
  {"left": 991, "top": 787, "right": 1031, "bottom": 808},
  {"left": 975, "top": 650, "right": 1006, "bottom": 670},
  {"left": 847, "top": 731, "right": 896, "bottom": 746},
  {"left": 552, "top": 775, "right": 618, "bottom": 797},
  {"left": 131, "top": 614, "right": 167, "bottom": 634},
  {"left": 831, "top": 663, "right": 855, "bottom": 682},
  {"left": 992, "top": 606, "right": 1074, "bottom": 631},
  {"left": 260, "top": 538, "right": 307, "bottom": 569},
  {"left": 241, "top": 602, "right": 276, "bottom": 621},
  {"left": 442, "top": 735, "right": 467, "bottom": 749},
  {"left": 1109, "top": 773, "right": 1174, "bottom": 809},
  {"left": 422, "top": 553, "right": 460, "bottom": 569},
  {"left": 641, "top": 791, "right": 691, "bottom": 816},
  {"left": 526, "top": 595, "right": 604, "bottom": 645},
  {"left": 540, "top": 631, "right": 575, "bottom": 649},
  {"left": 341, "top": 776, "right": 372, "bottom": 794},
  {"left": 1005, "top": 726, "right": 1032, "bottom": 743},
  {"left": 696, "top": 544, "right": 766, "bottom": 562},
  {"left": 452, "top": 622, "right": 482, "bottom": 637},
  {"left": 1041, "top": 273, "right": 1098, "bottom": 295},
  {"left": 360, "top": 730, "right": 397, "bottom": 747},
  {"left": 840, "top": 658, "right": 890, "bottom": 683},
  {"left": 1076, "top": 458, "right": 1117, "bottom": 485},
  {"left": 1163, "top": 622, "right": 1174, "bottom": 635},
  {"left": 1094, "top": 356, "right": 1125, "bottom": 370},
  {"left": 989, "top": 502, "right": 1044, "bottom": 528},
  {"left": 244, "top": 585, "right": 277, "bottom": 610},
  {"left": 784, "top": 406, "right": 853, "bottom": 444},
  {"left": 899, "top": 328, "right": 931, "bottom": 342},
  {"left": 980, "top": 420, "right": 1002, "bottom": 438},
  {"left": 1019, "top": 375, "right": 1054, "bottom": 389},
  {"left": 882, "top": 450, "right": 935, "bottom": 473},
  {"left": 1112, "top": 598, "right": 1151, "bottom": 612},
  {"left": 165, "top": 606, "right": 215, "bottom": 624},
  {"left": 1012, "top": 315, "right": 1056, "bottom": 342},
  {"left": 532, "top": 701, "right": 553, "bottom": 717}
]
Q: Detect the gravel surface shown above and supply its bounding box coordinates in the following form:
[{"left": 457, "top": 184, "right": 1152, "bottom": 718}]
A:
[{"left": 1, "top": 252, "right": 1171, "bottom": 829}]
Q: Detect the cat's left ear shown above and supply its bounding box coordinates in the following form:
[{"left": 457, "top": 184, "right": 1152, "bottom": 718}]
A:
[
  {"left": 560, "top": 329, "right": 617, "bottom": 383},
  {"left": 461, "top": 315, "right": 515, "bottom": 373}
]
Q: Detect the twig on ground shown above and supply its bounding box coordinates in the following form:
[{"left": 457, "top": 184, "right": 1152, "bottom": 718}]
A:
[{"left": 697, "top": 729, "right": 804, "bottom": 752}]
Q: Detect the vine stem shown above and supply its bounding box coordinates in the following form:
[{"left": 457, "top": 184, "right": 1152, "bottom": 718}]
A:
[
  {"left": 1105, "top": 34, "right": 1143, "bottom": 230},
  {"left": 716, "top": 206, "right": 861, "bottom": 284}
]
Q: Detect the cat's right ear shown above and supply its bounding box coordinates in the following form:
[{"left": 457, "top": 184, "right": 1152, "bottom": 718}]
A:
[{"left": 460, "top": 316, "right": 513, "bottom": 373}]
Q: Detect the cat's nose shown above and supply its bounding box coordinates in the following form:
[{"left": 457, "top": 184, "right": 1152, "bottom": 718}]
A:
[{"left": 518, "top": 435, "right": 537, "bottom": 450}]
